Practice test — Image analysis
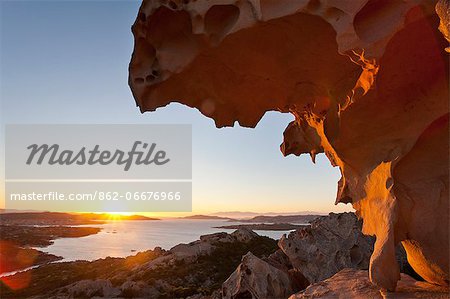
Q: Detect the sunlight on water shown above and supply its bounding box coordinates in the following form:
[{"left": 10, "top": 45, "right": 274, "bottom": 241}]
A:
[{"left": 38, "top": 219, "right": 293, "bottom": 262}]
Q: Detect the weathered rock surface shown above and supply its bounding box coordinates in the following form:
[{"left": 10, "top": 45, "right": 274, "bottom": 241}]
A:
[
  {"left": 222, "top": 212, "right": 419, "bottom": 299},
  {"left": 231, "top": 227, "right": 259, "bottom": 242},
  {"left": 129, "top": 0, "right": 450, "bottom": 292},
  {"left": 289, "top": 268, "right": 450, "bottom": 299},
  {"left": 138, "top": 228, "right": 256, "bottom": 270},
  {"left": 222, "top": 252, "right": 299, "bottom": 299},
  {"left": 279, "top": 212, "right": 374, "bottom": 284},
  {"left": 58, "top": 279, "right": 120, "bottom": 298}
]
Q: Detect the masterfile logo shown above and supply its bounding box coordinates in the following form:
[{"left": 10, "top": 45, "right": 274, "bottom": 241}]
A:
[
  {"left": 26, "top": 141, "right": 170, "bottom": 171},
  {"left": 6, "top": 124, "right": 191, "bottom": 180},
  {"left": 5, "top": 124, "right": 192, "bottom": 212}
]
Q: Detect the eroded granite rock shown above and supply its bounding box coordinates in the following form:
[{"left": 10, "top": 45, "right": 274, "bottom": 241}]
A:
[
  {"left": 289, "top": 268, "right": 449, "bottom": 299},
  {"left": 129, "top": 0, "right": 449, "bottom": 292},
  {"left": 279, "top": 212, "right": 374, "bottom": 284},
  {"left": 222, "top": 252, "right": 299, "bottom": 299}
]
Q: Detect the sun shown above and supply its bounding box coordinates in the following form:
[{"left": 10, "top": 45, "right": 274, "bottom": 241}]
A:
[{"left": 104, "top": 212, "right": 132, "bottom": 220}]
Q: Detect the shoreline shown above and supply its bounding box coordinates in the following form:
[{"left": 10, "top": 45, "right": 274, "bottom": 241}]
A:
[
  {"left": 214, "top": 223, "right": 308, "bottom": 231},
  {"left": 0, "top": 225, "right": 102, "bottom": 274}
]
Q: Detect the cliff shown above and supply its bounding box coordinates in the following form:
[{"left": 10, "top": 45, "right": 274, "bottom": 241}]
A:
[{"left": 129, "top": 0, "right": 449, "bottom": 294}]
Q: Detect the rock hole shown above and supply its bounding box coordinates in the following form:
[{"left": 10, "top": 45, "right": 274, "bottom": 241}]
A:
[
  {"left": 151, "top": 58, "right": 160, "bottom": 74},
  {"left": 145, "top": 75, "right": 155, "bottom": 82},
  {"left": 205, "top": 5, "right": 240, "bottom": 43},
  {"left": 168, "top": 1, "right": 178, "bottom": 10},
  {"left": 145, "top": 6, "right": 192, "bottom": 47},
  {"left": 386, "top": 177, "right": 393, "bottom": 189},
  {"left": 325, "top": 7, "right": 345, "bottom": 21}
]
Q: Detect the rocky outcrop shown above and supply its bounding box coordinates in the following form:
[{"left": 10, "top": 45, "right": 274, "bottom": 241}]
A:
[
  {"left": 124, "top": 228, "right": 272, "bottom": 298},
  {"left": 129, "top": 0, "right": 449, "bottom": 292},
  {"left": 23, "top": 229, "right": 273, "bottom": 299},
  {"left": 133, "top": 228, "right": 257, "bottom": 274},
  {"left": 222, "top": 252, "right": 299, "bottom": 299},
  {"left": 279, "top": 212, "right": 374, "bottom": 283},
  {"left": 59, "top": 279, "right": 120, "bottom": 298},
  {"left": 231, "top": 227, "right": 259, "bottom": 242},
  {"left": 222, "top": 213, "right": 419, "bottom": 299},
  {"left": 289, "top": 268, "right": 449, "bottom": 299}
]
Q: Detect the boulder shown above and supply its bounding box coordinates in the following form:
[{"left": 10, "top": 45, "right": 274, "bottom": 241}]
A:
[
  {"left": 171, "top": 229, "right": 257, "bottom": 260},
  {"left": 222, "top": 252, "right": 300, "bottom": 299},
  {"left": 134, "top": 229, "right": 259, "bottom": 274},
  {"left": 279, "top": 212, "right": 374, "bottom": 283},
  {"left": 231, "top": 228, "right": 259, "bottom": 242},
  {"left": 200, "top": 232, "right": 234, "bottom": 243},
  {"left": 170, "top": 240, "right": 214, "bottom": 260}
]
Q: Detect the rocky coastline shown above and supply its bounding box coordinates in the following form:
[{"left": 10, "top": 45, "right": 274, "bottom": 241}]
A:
[
  {"left": 0, "top": 224, "right": 102, "bottom": 274},
  {"left": 214, "top": 223, "right": 307, "bottom": 231},
  {"left": 2, "top": 212, "right": 447, "bottom": 298}
]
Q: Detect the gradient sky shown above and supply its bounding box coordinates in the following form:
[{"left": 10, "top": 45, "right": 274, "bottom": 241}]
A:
[{"left": 0, "top": 0, "right": 352, "bottom": 215}]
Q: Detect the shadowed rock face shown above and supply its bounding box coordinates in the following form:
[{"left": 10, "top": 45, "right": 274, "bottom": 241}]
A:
[
  {"left": 279, "top": 212, "right": 375, "bottom": 284},
  {"left": 222, "top": 252, "right": 299, "bottom": 299},
  {"left": 129, "top": 0, "right": 449, "bottom": 292}
]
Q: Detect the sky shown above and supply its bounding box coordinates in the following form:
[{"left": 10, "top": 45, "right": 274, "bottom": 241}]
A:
[{"left": 0, "top": 0, "right": 352, "bottom": 216}]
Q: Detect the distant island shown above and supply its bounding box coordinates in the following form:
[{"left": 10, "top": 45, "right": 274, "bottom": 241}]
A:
[
  {"left": 179, "top": 214, "right": 321, "bottom": 224},
  {"left": 180, "top": 215, "right": 230, "bottom": 220},
  {"left": 81, "top": 213, "right": 159, "bottom": 221},
  {"left": 0, "top": 212, "right": 159, "bottom": 226},
  {"left": 215, "top": 223, "right": 308, "bottom": 231},
  {"left": 230, "top": 214, "right": 320, "bottom": 224},
  {"left": 210, "top": 211, "right": 327, "bottom": 219}
]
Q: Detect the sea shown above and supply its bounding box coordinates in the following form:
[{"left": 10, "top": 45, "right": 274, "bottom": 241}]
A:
[{"left": 36, "top": 219, "right": 296, "bottom": 262}]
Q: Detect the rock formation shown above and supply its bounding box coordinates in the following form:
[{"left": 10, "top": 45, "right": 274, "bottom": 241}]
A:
[
  {"left": 279, "top": 212, "right": 374, "bottom": 283},
  {"left": 129, "top": 0, "right": 449, "bottom": 293},
  {"left": 222, "top": 252, "right": 299, "bottom": 299},
  {"left": 60, "top": 279, "right": 121, "bottom": 298},
  {"left": 136, "top": 228, "right": 257, "bottom": 271},
  {"left": 290, "top": 268, "right": 450, "bottom": 299},
  {"left": 223, "top": 213, "right": 420, "bottom": 299}
]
